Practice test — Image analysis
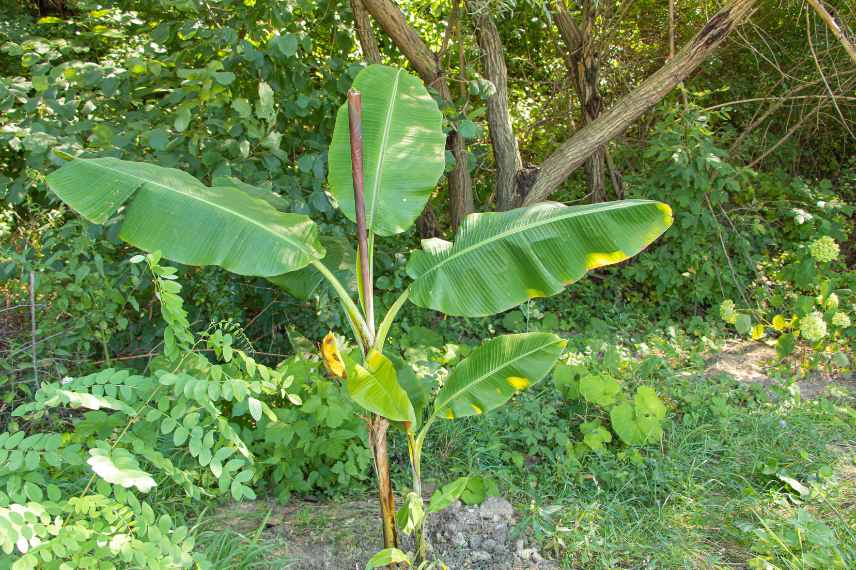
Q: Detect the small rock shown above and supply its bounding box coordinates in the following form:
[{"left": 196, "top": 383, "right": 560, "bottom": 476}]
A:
[
  {"left": 470, "top": 550, "right": 492, "bottom": 562},
  {"left": 517, "top": 548, "right": 539, "bottom": 562},
  {"left": 481, "top": 538, "right": 500, "bottom": 553},
  {"left": 479, "top": 497, "right": 514, "bottom": 521}
]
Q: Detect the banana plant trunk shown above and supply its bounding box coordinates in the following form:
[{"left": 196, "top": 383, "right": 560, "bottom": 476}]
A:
[
  {"left": 348, "top": 89, "right": 399, "bottom": 561},
  {"left": 370, "top": 417, "right": 398, "bottom": 551}
]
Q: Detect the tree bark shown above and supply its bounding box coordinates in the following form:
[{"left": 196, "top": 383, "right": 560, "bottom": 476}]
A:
[
  {"left": 361, "top": 0, "right": 474, "bottom": 229},
  {"left": 524, "top": 0, "right": 757, "bottom": 205},
  {"left": 351, "top": 0, "right": 382, "bottom": 64},
  {"left": 469, "top": 2, "right": 522, "bottom": 210},
  {"left": 554, "top": 0, "right": 607, "bottom": 201}
]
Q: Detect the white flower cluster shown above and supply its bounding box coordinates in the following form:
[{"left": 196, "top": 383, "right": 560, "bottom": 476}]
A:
[
  {"left": 808, "top": 236, "right": 839, "bottom": 263},
  {"left": 831, "top": 312, "right": 851, "bottom": 329},
  {"left": 799, "top": 311, "right": 827, "bottom": 342}
]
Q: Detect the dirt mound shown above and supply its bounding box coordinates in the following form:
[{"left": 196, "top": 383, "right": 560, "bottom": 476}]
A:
[{"left": 215, "top": 496, "right": 556, "bottom": 569}]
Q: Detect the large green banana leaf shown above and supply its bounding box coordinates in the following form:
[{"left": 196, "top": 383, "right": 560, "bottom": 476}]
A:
[
  {"left": 346, "top": 350, "right": 416, "bottom": 424},
  {"left": 433, "top": 333, "right": 565, "bottom": 420},
  {"left": 407, "top": 200, "right": 672, "bottom": 317},
  {"left": 328, "top": 64, "right": 446, "bottom": 236},
  {"left": 46, "top": 157, "right": 324, "bottom": 276}
]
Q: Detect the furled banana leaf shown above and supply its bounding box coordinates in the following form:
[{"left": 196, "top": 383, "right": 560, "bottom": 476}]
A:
[
  {"left": 407, "top": 200, "right": 672, "bottom": 317},
  {"left": 346, "top": 350, "right": 416, "bottom": 424},
  {"left": 433, "top": 332, "right": 565, "bottom": 420},
  {"left": 328, "top": 64, "right": 446, "bottom": 236},
  {"left": 47, "top": 157, "right": 324, "bottom": 276}
]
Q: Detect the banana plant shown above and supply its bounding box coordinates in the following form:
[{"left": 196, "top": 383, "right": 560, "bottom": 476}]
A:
[{"left": 46, "top": 64, "right": 673, "bottom": 565}]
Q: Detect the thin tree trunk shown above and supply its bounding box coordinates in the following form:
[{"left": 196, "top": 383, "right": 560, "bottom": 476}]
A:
[
  {"left": 351, "top": 0, "right": 382, "bottom": 64},
  {"left": 361, "top": 0, "right": 474, "bottom": 227},
  {"left": 469, "top": 2, "right": 521, "bottom": 210},
  {"left": 525, "top": 0, "right": 757, "bottom": 205},
  {"left": 554, "top": 0, "right": 606, "bottom": 202},
  {"left": 585, "top": 148, "right": 606, "bottom": 201},
  {"left": 604, "top": 147, "right": 624, "bottom": 199}
]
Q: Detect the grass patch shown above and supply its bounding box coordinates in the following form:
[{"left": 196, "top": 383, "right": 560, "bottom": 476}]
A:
[{"left": 423, "top": 347, "right": 856, "bottom": 568}]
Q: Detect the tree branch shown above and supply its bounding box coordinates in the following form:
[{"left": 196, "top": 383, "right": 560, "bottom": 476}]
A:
[
  {"left": 524, "top": 0, "right": 757, "bottom": 205},
  {"left": 360, "top": 0, "right": 442, "bottom": 91},
  {"left": 806, "top": 0, "right": 856, "bottom": 65}
]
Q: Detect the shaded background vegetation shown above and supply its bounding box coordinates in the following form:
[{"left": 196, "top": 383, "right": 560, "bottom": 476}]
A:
[{"left": 0, "top": 1, "right": 854, "bottom": 567}]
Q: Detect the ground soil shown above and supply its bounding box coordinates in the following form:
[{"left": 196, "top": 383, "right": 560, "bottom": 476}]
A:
[{"left": 213, "top": 495, "right": 558, "bottom": 569}]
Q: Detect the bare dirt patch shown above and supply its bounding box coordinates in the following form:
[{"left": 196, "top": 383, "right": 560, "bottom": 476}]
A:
[
  {"left": 705, "top": 339, "right": 855, "bottom": 398},
  {"left": 213, "top": 496, "right": 557, "bottom": 569}
]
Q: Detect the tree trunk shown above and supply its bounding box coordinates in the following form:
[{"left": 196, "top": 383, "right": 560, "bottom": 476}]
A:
[
  {"left": 469, "top": 2, "right": 521, "bottom": 211},
  {"left": 554, "top": 0, "right": 606, "bottom": 202},
  {"left": 585, "top": 147, "right": 606, "bottom": 202},
  {"left": 351, "top": 0, "right": 382, "bottom": 64},
  {"left": 361, "top": 0, "right": 474, "bottom": 229},
  {"left": 524, "top": 0, "right": 757, "bottom": 205}
]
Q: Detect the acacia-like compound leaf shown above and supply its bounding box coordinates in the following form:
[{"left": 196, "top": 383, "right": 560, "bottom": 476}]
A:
[
  {"left": 87, "top": 448, "right": 156, "bottom": 492},
  {"left": 328, "top": 64, "right": 446, "bottom": 236},
  {"left": 47, "top": 157, "right": 324, "bottom": 276},
  {"left": 407, "top": 200, "right": 672, "bottom": 317},
  {"left": 434, "top": 332, "right": 565, "bottom": 420},
  {"left": 346, "top": 350, "right": 415, "bottom": 424}
]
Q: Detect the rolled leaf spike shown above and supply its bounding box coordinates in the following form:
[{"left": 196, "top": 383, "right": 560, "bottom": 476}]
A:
[{"left": 348, "top": 89, "right": 375, "bottom": 339}]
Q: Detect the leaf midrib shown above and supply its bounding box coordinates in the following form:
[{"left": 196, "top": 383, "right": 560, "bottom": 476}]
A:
[
  {"left": 433, "top": 336, "right": 562, "bottom": 416},
  {"left": 367, "top": 67, "right": 403, "bottom": 230},
  {"left": 415, "top": 201, "right": 654, "bottom": 280},
  {"left": 88, "top": 159, "right": 318, "bottom": 257}
]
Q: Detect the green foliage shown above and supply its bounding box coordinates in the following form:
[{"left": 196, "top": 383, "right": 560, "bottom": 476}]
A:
[
  {"left": 241, "top": 353, "right": 373, "bottom": 502},
  {"left": 719, "top": 231, "right": 854, "bottom": 373},
  {"left": 619, "top": 104, "right": 759, "bottom": 309},
  {"left": 742, "top": 508, "right": 853, "bottom": 569},
  {"left": 0, "top": 2, "right": 355, "bottom": 213},
  {"left": 0, "top": 215, "right": 147, "bottom": 399},
  {"left": 0, "top": 254, "right": 307, "bottom": 568}
]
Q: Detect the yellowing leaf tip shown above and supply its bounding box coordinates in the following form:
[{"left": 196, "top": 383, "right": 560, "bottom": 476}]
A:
[
  {"left": 657, "top": 202, "right": 673, "bottom": 227},
  {"left": 585, "top": 251, "right": 628, "bottom": 270},
  {"left": 526, "top": 288, "right": 546, "bottom": 299},
  {"left": 507, "top": 376, "right": 530, "bottom": 390}
]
